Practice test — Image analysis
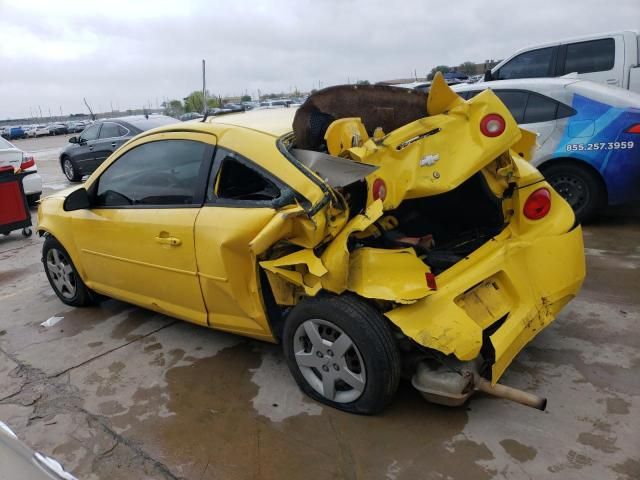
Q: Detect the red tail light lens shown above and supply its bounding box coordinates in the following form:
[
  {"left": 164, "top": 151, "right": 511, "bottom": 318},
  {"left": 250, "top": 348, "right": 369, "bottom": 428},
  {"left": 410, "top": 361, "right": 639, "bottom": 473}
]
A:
[
  {"left": 626, "top": 123, "right": 640, "bottom": 134},
  {"left": 523, "top": 188, "right": 551, "bottom": 220},
  {"left": 372, "top": 178, "right": 387, "bottom": 201},
  {"left": 480, "top": 114, "right": 506, "bottom": 137},
  {"left": 20, "top": 155, "right": 35, "bottom": 170}
]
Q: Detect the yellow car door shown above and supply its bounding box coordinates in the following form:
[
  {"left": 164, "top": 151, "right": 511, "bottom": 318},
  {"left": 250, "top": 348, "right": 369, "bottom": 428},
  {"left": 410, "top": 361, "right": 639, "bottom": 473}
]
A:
[
  {"left": 194, "top": 146, "right": 289, "bottom": 340},
  {"left": 71, "top": 132, "right": 216, "bottom": 325}
]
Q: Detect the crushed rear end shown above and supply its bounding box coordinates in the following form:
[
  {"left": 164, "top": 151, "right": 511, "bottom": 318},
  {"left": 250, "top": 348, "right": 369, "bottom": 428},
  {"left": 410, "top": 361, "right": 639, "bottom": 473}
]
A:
[{"left": 259, "top": 73, "right": 585, "bottom": 409}]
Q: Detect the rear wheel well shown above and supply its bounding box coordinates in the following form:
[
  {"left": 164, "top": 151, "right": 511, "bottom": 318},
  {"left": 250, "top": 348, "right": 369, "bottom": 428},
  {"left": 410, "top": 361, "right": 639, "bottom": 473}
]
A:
[{"left": 538, "top": 157, "right": 608, "bottom": 203}]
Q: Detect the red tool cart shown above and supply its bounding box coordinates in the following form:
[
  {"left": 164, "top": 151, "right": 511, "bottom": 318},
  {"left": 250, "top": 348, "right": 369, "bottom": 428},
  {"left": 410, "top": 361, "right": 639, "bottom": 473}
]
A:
[{"left": 0, "top": 169, "right": 33, "bottom": 238}]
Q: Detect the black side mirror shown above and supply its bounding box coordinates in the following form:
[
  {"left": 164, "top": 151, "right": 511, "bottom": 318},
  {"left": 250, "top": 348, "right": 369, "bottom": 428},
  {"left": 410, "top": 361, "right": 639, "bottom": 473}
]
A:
[
  {"left": 68, "top": 136, "right": 78, "bottom": 144},
  {"left": 484, "top": 69, "right": 494, "bottom": 81},
  {"left": 63, "top": 188, "right": 90, "bottom": 211}
]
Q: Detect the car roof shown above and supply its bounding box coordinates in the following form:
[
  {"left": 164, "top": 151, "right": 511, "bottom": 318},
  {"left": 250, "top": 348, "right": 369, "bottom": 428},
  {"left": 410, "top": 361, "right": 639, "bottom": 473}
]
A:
[
  {"left": 203, "top": 108, "right": 297, "bottom": 137},
  {"left": 102, "top": 115, "right": 176, "bottom": 131},
  {"left": 452, "top": 77, "right": 640, "bottom": 108},
  {"left": 505, "top": 30, "right": 639, "bottom": 57},
  {"left": 453, "top": 77, "right": 579, "bottom": 92}
]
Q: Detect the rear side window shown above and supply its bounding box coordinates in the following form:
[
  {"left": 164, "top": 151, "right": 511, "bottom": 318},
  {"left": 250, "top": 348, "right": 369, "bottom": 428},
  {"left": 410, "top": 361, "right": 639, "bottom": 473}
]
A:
[
  {"left": 95, "top": 140, "right": 208, "bottom": 207},
  {"left": 98, "top": 123, "right": 120, "bottom": 139},
  {"left": 497, "top": 47, "right": 554, "bottom": 80},
  {"left": 494, "top": 91, "right": 528, "bottom": 123},
  {"left": 210, "top": 148, "right": 282, "bottom": 204},
  {"left": 563, "top": 38, "right": 615, "bottom": 74},
  {"left": 523, "top": 93, "right": 559, "bottom": 123}
]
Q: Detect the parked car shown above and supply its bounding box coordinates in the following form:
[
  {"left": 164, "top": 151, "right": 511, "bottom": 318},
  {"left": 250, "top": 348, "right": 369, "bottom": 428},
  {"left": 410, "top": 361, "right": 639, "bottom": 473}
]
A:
[
  {"left": 485, "top": 30, "right": 640, "bottom": 93},
  {"left": 179, "top": 112, "right": 204, "bottom": 121},
  {"left": 47, "top": 123, "right": 68, "bottom": 135},
  {"left": 1, "top": 126, "right": 26, "bottom": 140},
  {"left": 0, "top": 137, "right": 43, "bottom": 205},
  {"left": 67, "top": 121, "right": 87, "bottom": 133},
  {"left": 38, "top": 76, "right": 585, "bottom": 414},
  {"left": 59, "top": 115, "right": 176, "bottom": 181},
  {"left": 34, "top": 125, "right": 50, "bottom": 137},
  {"left": 453, "top": 78, "right": 640, "bottom": 221}
]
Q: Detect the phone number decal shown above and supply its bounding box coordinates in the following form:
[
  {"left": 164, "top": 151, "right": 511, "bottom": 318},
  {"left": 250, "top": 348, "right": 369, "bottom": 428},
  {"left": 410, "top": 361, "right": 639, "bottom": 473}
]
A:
[{"left": 566, "top": 141, "right": 634, "bottom": 152}]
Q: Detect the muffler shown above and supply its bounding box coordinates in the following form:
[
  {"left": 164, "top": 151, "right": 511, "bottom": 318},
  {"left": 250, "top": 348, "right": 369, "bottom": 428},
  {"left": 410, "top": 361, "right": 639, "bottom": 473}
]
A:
[{"left": 412, "top": 361, "right": 547, "bottom": 411}]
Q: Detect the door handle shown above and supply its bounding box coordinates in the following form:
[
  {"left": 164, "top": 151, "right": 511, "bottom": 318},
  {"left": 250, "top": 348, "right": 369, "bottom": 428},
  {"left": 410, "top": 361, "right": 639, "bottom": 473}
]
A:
[
  {"left": 155, "top": 236, "right": 182, "bottom": 246},
  {"left": 88, "top": 146, "right": 94, "bottom": 151},
  {"left": 606, "top": 79, "right": 617, "bottom": 84},
  {"left": 111, "top": 142, "right": 117, "bottom": 148}
]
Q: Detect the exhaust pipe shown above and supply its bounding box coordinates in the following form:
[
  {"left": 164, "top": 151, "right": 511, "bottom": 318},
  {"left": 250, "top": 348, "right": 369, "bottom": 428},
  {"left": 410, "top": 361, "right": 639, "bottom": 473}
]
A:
[
  {"left": 473, "top": 373, "right": 547, "bottom": 411},
  {"left": 412, "top": 361, "right": 547, "bottom": 411}
]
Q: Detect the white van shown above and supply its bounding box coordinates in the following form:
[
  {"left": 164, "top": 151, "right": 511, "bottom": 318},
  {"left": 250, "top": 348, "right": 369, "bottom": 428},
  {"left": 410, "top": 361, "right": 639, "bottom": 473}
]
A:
[{"left": 485, "top": 31, "right": 640, "bottom": 93}]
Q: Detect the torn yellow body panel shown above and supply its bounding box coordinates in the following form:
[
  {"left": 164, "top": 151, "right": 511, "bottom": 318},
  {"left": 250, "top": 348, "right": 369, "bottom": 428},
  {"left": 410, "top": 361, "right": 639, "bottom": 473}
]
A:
[
  {"left": 347, "top": 248, "right": 433, "bottom": 303},
  {"left": 260, "top": 249, "right": 327, "bottom": 296},
  {"left": 319, "top": 200, "right": 383, "bottom": 293}
]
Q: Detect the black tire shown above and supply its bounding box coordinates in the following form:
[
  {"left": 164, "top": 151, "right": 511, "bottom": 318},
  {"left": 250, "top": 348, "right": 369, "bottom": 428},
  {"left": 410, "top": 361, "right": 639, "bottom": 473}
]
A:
[
  {"left": 541, "top": 162, "right": 605, "bottom": 223},
  {"left": 62, "top": 157, "right": 81, "bottom": 182},
  {"left": 26, "top": 193, "right": 41, "bottom": 207},
  {"left": 42, "top": 236, "right": 95, "bottom": 307},
  {"left": 283, "top": 294, "right": 401, "bottom": 415}
]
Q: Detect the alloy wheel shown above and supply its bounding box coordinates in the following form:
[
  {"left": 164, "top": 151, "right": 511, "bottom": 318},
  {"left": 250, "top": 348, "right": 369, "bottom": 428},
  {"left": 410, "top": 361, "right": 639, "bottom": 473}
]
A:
[
  {"left": 46, "top": 248, "right": 76, "bottom": 299},
  {"left": 293, "top": 318, "right": 366, "bottom": 403},
  {"left": 63, "top": 159, "right": 75, "bottom": 181}
]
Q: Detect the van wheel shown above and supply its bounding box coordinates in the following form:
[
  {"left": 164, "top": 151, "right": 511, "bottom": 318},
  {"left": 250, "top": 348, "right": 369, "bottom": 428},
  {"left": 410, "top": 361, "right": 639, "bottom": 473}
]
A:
[
  {"left": 62, "top": 157, "right": 81, "bottom": 182},
  {"left": 283, "top": 295, "right": 401, "bottom": 414},
  {"left": 42, "top": 236, "right": 95, "bottom": 306},
  {"left": 542, "top": 162, "right": 604, "bottom": 223}
]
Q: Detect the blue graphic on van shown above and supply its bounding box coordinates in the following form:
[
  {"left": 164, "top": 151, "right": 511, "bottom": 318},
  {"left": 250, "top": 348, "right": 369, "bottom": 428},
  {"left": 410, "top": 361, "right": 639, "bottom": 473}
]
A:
[{"left": 554, "top": 94, "right": 640, "bottom": 205}]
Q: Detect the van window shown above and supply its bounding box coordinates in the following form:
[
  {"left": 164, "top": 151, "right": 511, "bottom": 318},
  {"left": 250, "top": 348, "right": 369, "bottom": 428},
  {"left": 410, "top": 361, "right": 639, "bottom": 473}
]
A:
[
  {"left": 563, "top": 38, "right": 615, "bottom": 75},
  {"left": 496, "top": 47, "right": 554, "bottom": 80}
]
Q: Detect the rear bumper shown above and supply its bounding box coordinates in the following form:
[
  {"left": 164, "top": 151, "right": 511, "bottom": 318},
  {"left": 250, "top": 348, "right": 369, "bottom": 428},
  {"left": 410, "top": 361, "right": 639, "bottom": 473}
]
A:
[{"left": 385, "top": 224, "right": 585, "bottom": 382}]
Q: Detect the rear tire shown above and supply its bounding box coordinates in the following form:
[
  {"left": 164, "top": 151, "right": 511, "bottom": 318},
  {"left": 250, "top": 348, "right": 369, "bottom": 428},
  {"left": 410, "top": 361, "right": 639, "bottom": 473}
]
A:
[
  {"left": 283, "top": 294, "right": 401, "bottom": 414},
  {"left": 42, "top": 236, "right": 95, "bottom": 307},
  {"left": 541, "top": 162, "right": 605, "bottom": 223},
  {"left": 27, "top": 193, "right": 41, "bottom": 207},
  {"left": 62, "top": 157, "right": 81, "bottom": 182}
]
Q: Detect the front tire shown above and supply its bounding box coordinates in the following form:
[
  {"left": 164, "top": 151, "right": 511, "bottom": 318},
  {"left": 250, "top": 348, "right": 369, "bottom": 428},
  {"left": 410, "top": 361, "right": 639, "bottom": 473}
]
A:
[
  {"left": 42, "top": 236, "right": 95, "bottom": 307},
  {"left": 62, "top": 157, "right": 81, "bottom": 182},
  {"left": 542, "top": 162, "right": 605, "bottom": 223},
  {"left": 283, "top": 295, "right": 401, "bottom": 414}
]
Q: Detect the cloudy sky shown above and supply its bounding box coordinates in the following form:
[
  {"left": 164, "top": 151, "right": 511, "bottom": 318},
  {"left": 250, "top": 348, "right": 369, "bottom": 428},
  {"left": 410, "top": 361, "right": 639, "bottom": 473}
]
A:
[{"left": 0, "top": 0, "right": 638, "bottom": 119}]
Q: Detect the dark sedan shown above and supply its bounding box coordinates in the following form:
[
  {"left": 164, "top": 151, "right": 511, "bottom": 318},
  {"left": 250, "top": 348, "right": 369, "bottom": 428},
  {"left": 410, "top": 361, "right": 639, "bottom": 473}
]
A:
[{"left": 59, "top": 115, "right": 176, "bottom": 181}]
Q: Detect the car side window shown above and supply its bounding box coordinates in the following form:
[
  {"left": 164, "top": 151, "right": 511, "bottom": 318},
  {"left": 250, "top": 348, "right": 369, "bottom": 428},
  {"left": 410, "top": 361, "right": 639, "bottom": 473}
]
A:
[
  {"left": 98, "top": 123, "right": 120, "bottom": 139},
  {"left": 496, "top": 47, "right": 554, "bottom": 80},
  {"left": 94, "top": 140, "right": 208, "bottom": 207},
  {"left": 563, "top": 38, "right": 615, "bottom": 75},
  {"left": 493, "top": 91, "right": 528, "bottom": 123},
  {"left": 209, "top": 148, "right": 281, "bottom": 204},
  {"left": 523, "top": 93, "right": 558, "bottom": 123},
  {"left": 117, "top": 125, "right": 128, "bottom": 136},
  {"left": 80, "top": 124, "right": 100, "bottom": 142}
]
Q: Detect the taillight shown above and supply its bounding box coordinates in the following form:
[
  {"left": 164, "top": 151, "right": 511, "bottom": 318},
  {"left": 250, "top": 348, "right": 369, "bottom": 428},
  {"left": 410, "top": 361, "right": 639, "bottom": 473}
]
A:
[
  {"left": 523, "top": 188, "right": 551, "bottom": 220},
  {"left": 480, "top": 113, "right": 506, "bottom": 137},
  {"left": 20, "top": 155, "right": 35, "bottom": 170},
  {"left": 372, "top": 178, "right": 387, "bottom": 201},
  {"left": 626, "top": 123, "right": 640, "bottom": 134},
  {"left": 425, "top": 272, "right": 437, "bottom": 290}
]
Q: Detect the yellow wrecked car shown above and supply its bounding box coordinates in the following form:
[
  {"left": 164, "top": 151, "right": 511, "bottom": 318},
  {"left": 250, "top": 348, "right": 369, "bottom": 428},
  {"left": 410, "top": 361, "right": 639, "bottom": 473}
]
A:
[{"left": 37, "top": 74, "right": 585, "bottom": 414}]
